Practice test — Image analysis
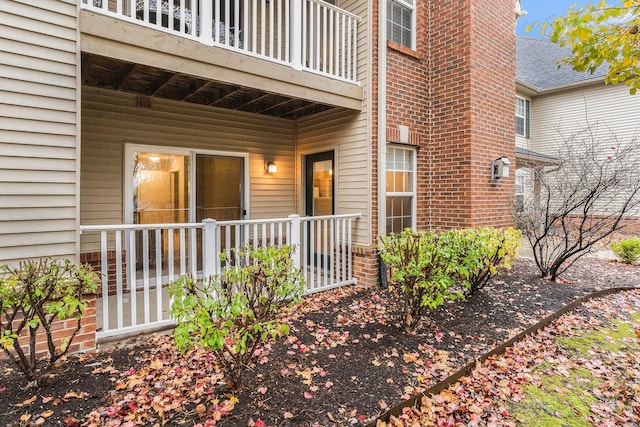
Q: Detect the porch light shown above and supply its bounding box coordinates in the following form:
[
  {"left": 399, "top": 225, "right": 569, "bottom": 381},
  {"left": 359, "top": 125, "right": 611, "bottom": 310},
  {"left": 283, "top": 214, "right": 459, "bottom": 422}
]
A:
[
  {"left": 265, "top": 161, "right": 277, "bottom": 174},
  {"left": 491, "top": 156, "right": 511, "bottom": 182}
]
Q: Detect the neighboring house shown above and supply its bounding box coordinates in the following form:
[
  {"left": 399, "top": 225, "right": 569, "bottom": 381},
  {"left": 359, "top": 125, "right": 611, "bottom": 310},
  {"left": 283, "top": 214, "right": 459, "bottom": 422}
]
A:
[
  {"left": 515, "top": 36, "right": 640, "bottom": 221},
  {"left": 1, "top": 0, "right": 517, "bottom": 349}
]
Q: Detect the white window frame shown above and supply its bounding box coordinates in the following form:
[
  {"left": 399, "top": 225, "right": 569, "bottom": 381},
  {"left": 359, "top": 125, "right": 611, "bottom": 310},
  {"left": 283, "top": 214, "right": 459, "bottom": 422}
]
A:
[
  {"left": 516, "top": 96, "right": 530, "bottom": 138},
  {"left": 387, "top": 0, "right": 416, "bottom": 50},
  {"left": 385, "top": 145, "right": 417, "bottom": 233}
]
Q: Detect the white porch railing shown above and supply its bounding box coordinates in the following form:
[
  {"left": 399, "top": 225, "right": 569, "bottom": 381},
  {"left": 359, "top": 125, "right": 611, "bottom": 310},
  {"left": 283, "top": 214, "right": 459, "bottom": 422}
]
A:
[
  {"left": 79, "top": 213, "right": 360, "bottom": 340},
  {"left": 81, "top": 0, "right": 360, "bottom": 83}
]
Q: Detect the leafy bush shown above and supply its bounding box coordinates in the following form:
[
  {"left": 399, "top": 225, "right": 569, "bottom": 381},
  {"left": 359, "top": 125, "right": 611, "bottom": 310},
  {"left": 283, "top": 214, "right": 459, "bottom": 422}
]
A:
[
  {"left": 170, "top": 244, "right": 304, "bottom": 389},
  {"left": 610, "top": 237, "right": 640, "bottom": 263},
  {"left": 453, "top": 227, "right": 521, "bottom": 296},
  {"left": 0, "top": 259, "right": 99, "bottom": 386},
  {"left": 378, "top": 229, "right": 466, "bottom": 331}
]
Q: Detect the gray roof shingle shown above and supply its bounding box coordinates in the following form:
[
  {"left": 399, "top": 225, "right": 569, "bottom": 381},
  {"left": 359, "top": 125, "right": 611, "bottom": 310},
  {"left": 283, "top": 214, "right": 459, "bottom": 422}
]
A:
[{"left": 516, "top": 36, "right": 609, "bottom": 91}]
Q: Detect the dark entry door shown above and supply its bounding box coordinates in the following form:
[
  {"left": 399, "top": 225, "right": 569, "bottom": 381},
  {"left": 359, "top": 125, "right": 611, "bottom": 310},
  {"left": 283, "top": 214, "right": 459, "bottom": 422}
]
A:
[{"left": 305, "top": 151, "right": 334, "bottom": 267}]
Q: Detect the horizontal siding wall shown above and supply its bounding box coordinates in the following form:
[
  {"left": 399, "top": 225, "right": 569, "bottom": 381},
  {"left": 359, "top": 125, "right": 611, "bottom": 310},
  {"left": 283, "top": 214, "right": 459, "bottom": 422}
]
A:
[
  {"left": 296, "top": 107, "right": 370, "bottom": 246},
  {"left": 292, "top": 0, "right": 370, "bottom": 247},
  {"left": 81, "top": 86, "right": 299, "bottom": 252},
  {"left": 531, "top": 83, "right": 640, "bottom": 155},
  {"left": 0, "top": 0, "right": 79, "bottom": 265},
  {"left": 531, "top": 83, "right": 640, "bottom": 217}
]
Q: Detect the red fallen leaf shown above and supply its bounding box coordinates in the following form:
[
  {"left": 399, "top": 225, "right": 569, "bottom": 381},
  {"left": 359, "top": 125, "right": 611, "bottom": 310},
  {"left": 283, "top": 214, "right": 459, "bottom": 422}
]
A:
[
  {"left": 0, "top": 387, "right": 5, "bottom": 392},
  {"left": 124, "top": 367, "right": 135, "bottom": 376},
  {"left": 64, "top": 417, "right": 81, "bottom": 427},
  {"left": 257, "top": 386, "right": 268, "bottom": 394},
  {"left": 42, "top": 396, "right": 53, "bottom": 404},
  {"left": 255, "top": 420, "right": 266, "bottom": 427},
  {"left": 357, "top": 414, "right": 366, "bottom": 422},
  {"left": 128, "top": 403, "right": 138, "bottom": 411},
  {"left": 105, "top": 407, "right": 117, "bottom": 417},
  {"left": 304, "top": 391, "right": 313, "bottom": 399}
]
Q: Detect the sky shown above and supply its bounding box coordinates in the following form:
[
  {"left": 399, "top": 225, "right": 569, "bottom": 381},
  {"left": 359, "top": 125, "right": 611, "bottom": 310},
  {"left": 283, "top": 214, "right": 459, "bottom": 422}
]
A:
[{"left": 516, "top": 1, "right": 594, "bottom": 37}]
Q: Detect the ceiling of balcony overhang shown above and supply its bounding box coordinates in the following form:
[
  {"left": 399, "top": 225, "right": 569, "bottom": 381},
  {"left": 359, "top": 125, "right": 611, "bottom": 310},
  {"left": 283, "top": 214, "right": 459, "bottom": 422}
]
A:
[{"left": 81, "top": 53, "right": 336, "bottom": 120}]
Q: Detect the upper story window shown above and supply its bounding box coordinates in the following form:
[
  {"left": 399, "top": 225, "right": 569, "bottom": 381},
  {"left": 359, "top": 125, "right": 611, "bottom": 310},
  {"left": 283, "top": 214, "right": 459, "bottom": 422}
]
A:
[
  {"left": 515, "top": 96, "right": 530, "bottom": 138},
  {"left": 387, "top": 0, "right": 415, "bottom": 49}
]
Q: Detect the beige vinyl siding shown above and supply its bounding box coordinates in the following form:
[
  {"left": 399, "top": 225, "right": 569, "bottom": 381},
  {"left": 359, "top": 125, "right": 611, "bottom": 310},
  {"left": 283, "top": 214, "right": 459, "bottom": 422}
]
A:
[
  {"left": 294, "top": 0, "right": 370, "bottom": 246},
  {"left": 0, "top": 0, "right": 79, "bottom": 265},
  {"left": 297, "top": 108, "right": 370, "bottom": 246},
  {"left": 531, "top": 83, "right": 640, "bottom": 156},
  {"left": 530, "top": 82, "right": 640, "bottom": 216},
  {"left": 80, "top": 86, "right": 298, "bottom": 252}
]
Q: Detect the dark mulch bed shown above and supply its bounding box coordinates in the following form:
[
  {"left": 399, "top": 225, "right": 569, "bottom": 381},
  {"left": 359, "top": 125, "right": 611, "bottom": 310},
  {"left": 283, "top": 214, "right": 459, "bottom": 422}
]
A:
[{"left": 1, "top": 257, "right": 638, "bottom": 426}]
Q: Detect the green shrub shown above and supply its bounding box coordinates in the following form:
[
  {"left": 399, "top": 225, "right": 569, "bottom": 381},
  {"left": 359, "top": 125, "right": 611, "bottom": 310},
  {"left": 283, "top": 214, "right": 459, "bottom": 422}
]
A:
[
  {"left": 378, "top": 229, "right": 466, "bottom": 331},
  {"left": 170, "top": 244, "right": 304, "bottom": 389},
  {"left": 610, "top": 237, "right": 640, "bottom": 263},
  {"left": 0, "top": 259, "right": 99, "bottom": 387},
  {"left": 453, "top": 227, "right": 521, "bottom": 296}
]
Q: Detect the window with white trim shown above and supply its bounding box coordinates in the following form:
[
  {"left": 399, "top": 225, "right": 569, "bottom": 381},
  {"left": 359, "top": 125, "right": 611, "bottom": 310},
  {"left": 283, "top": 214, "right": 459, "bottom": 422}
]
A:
[
  {"left": 515, "top": 169, "right": 526, "bottom": 213},
  {"left": 387, "top": 0, "right": 415, "bottom": 49},
  {"left": 515, "top": 96, "right": 530, "bottom": 138},
  {"left": 386, "top": 145, "right": 416, "bottom": 233}
]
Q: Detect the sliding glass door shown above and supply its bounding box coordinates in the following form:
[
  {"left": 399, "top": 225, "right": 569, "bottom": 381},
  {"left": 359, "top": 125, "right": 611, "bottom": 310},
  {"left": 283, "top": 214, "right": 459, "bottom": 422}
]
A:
[{"left": 126, "top": 145, "right": 246, "bottom": 279}]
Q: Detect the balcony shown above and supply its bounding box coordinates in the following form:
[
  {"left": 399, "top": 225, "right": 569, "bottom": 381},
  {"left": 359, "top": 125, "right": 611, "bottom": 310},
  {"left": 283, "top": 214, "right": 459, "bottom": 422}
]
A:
[{"left": 81, "top": 0, "right": 360, "bottom": 84}]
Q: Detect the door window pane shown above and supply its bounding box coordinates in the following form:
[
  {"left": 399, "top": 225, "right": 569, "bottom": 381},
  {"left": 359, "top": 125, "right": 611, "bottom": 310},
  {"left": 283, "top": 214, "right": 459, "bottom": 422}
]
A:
[
  {"left": 133, "top": 152, "right": 190, "bottom": 224},
  {"left": 196, "top": 155, "right": 243, "bottom": 222},
  {"left": 313, "top": 159, "right": 333, "bottom": 216}
]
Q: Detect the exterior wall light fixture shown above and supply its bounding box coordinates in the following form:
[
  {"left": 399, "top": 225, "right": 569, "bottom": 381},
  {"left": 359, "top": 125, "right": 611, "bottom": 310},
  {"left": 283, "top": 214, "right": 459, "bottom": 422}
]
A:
[
  {"left": 491, "top": 156, "right": 511, "bottom": 182},
  {"left": 265, "top": 161, "right": 277, "bottom": 174}
]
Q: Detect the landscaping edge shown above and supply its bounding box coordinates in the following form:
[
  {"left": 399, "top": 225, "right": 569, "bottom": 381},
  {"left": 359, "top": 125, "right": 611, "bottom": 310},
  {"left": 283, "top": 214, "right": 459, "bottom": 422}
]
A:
[{"left": 370, "top": 285, "right": 640, "bottom": 425}]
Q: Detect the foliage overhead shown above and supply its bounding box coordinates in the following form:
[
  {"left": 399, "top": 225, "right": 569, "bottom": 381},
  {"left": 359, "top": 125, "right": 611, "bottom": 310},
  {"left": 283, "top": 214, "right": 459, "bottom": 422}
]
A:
[{"left": 532, "top": 0, "right": 640, "bottom": 94}]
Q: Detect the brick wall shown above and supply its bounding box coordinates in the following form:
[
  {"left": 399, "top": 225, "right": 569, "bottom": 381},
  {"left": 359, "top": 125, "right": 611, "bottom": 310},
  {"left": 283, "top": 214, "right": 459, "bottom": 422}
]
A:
[
  {"left": 352, "top": 245, "right": 379, "bottom": 286},
  {"left": 81, "top": 251, "right": 128, "bottom": 297},
  {"left": 1, "top": 296, "right": 96, "bottom": 360},
  {"left": 372, "top": 0, "right": 516, "bottom": 234}
]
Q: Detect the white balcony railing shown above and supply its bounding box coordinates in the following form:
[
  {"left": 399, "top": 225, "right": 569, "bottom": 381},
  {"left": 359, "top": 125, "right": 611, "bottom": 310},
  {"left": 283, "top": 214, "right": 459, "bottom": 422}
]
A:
[
  {"left": 79, "top": 213, "right": 360, "bottom": 340},
  {"left": 82, "top": 0, "right": 360, "bottom": 83}
]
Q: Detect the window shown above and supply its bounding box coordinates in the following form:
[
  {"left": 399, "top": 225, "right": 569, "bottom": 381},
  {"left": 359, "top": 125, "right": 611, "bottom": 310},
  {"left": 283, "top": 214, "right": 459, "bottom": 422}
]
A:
[
  {"left": 515, "top": 169, "right": 526, "bottom": 213},
  {"left": 387, "top": 0, "right": 415, "bottom": 49},
  {"left": 515, "top": 96, "right": 530, "bottom": 138},
  {"left": 386, "top": 145, "right": 416, "bottom": 233}
]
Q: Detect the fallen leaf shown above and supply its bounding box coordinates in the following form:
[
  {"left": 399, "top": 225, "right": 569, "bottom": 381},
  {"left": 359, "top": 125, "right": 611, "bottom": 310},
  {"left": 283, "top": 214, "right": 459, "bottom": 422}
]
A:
[
  {"left": 20, "top": 414, "right": 32, "bottom": 422},
  {"left": 283, "top": 411, "right": 294, "bottom": 419},
  {"left": 257, "top": 386, "right": 268, "bottom": 394},
  {"left": 42, "top": 396, "right": 53, "bottom": 404},
  {"left": 41, "top": 410, "right": 54, "bottom": 418},
  {"left": 304, "top": 391, "right": 313, "bottom": 399}
]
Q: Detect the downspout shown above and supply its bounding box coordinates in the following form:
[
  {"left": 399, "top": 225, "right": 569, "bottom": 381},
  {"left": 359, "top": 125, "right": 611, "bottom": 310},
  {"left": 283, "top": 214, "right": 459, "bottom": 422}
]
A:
[{"left": 377, "top": 0, "right": 387, "bottom": 238}]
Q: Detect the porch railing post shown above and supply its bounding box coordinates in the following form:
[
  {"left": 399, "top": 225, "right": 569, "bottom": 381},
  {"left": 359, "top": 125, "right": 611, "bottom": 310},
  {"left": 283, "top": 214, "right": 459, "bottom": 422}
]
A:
[
  {"left": 288, "top": 214, "right": 301, "bottom": 269},
  {"left": 203, "top": 219, "right": 217, "bottom": 278},
  {"left": 199, "top": 0, "right": 214, "bottom": 44},
  {"left": 290, "top": 0, "right": 302, "bottom": 70}
]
